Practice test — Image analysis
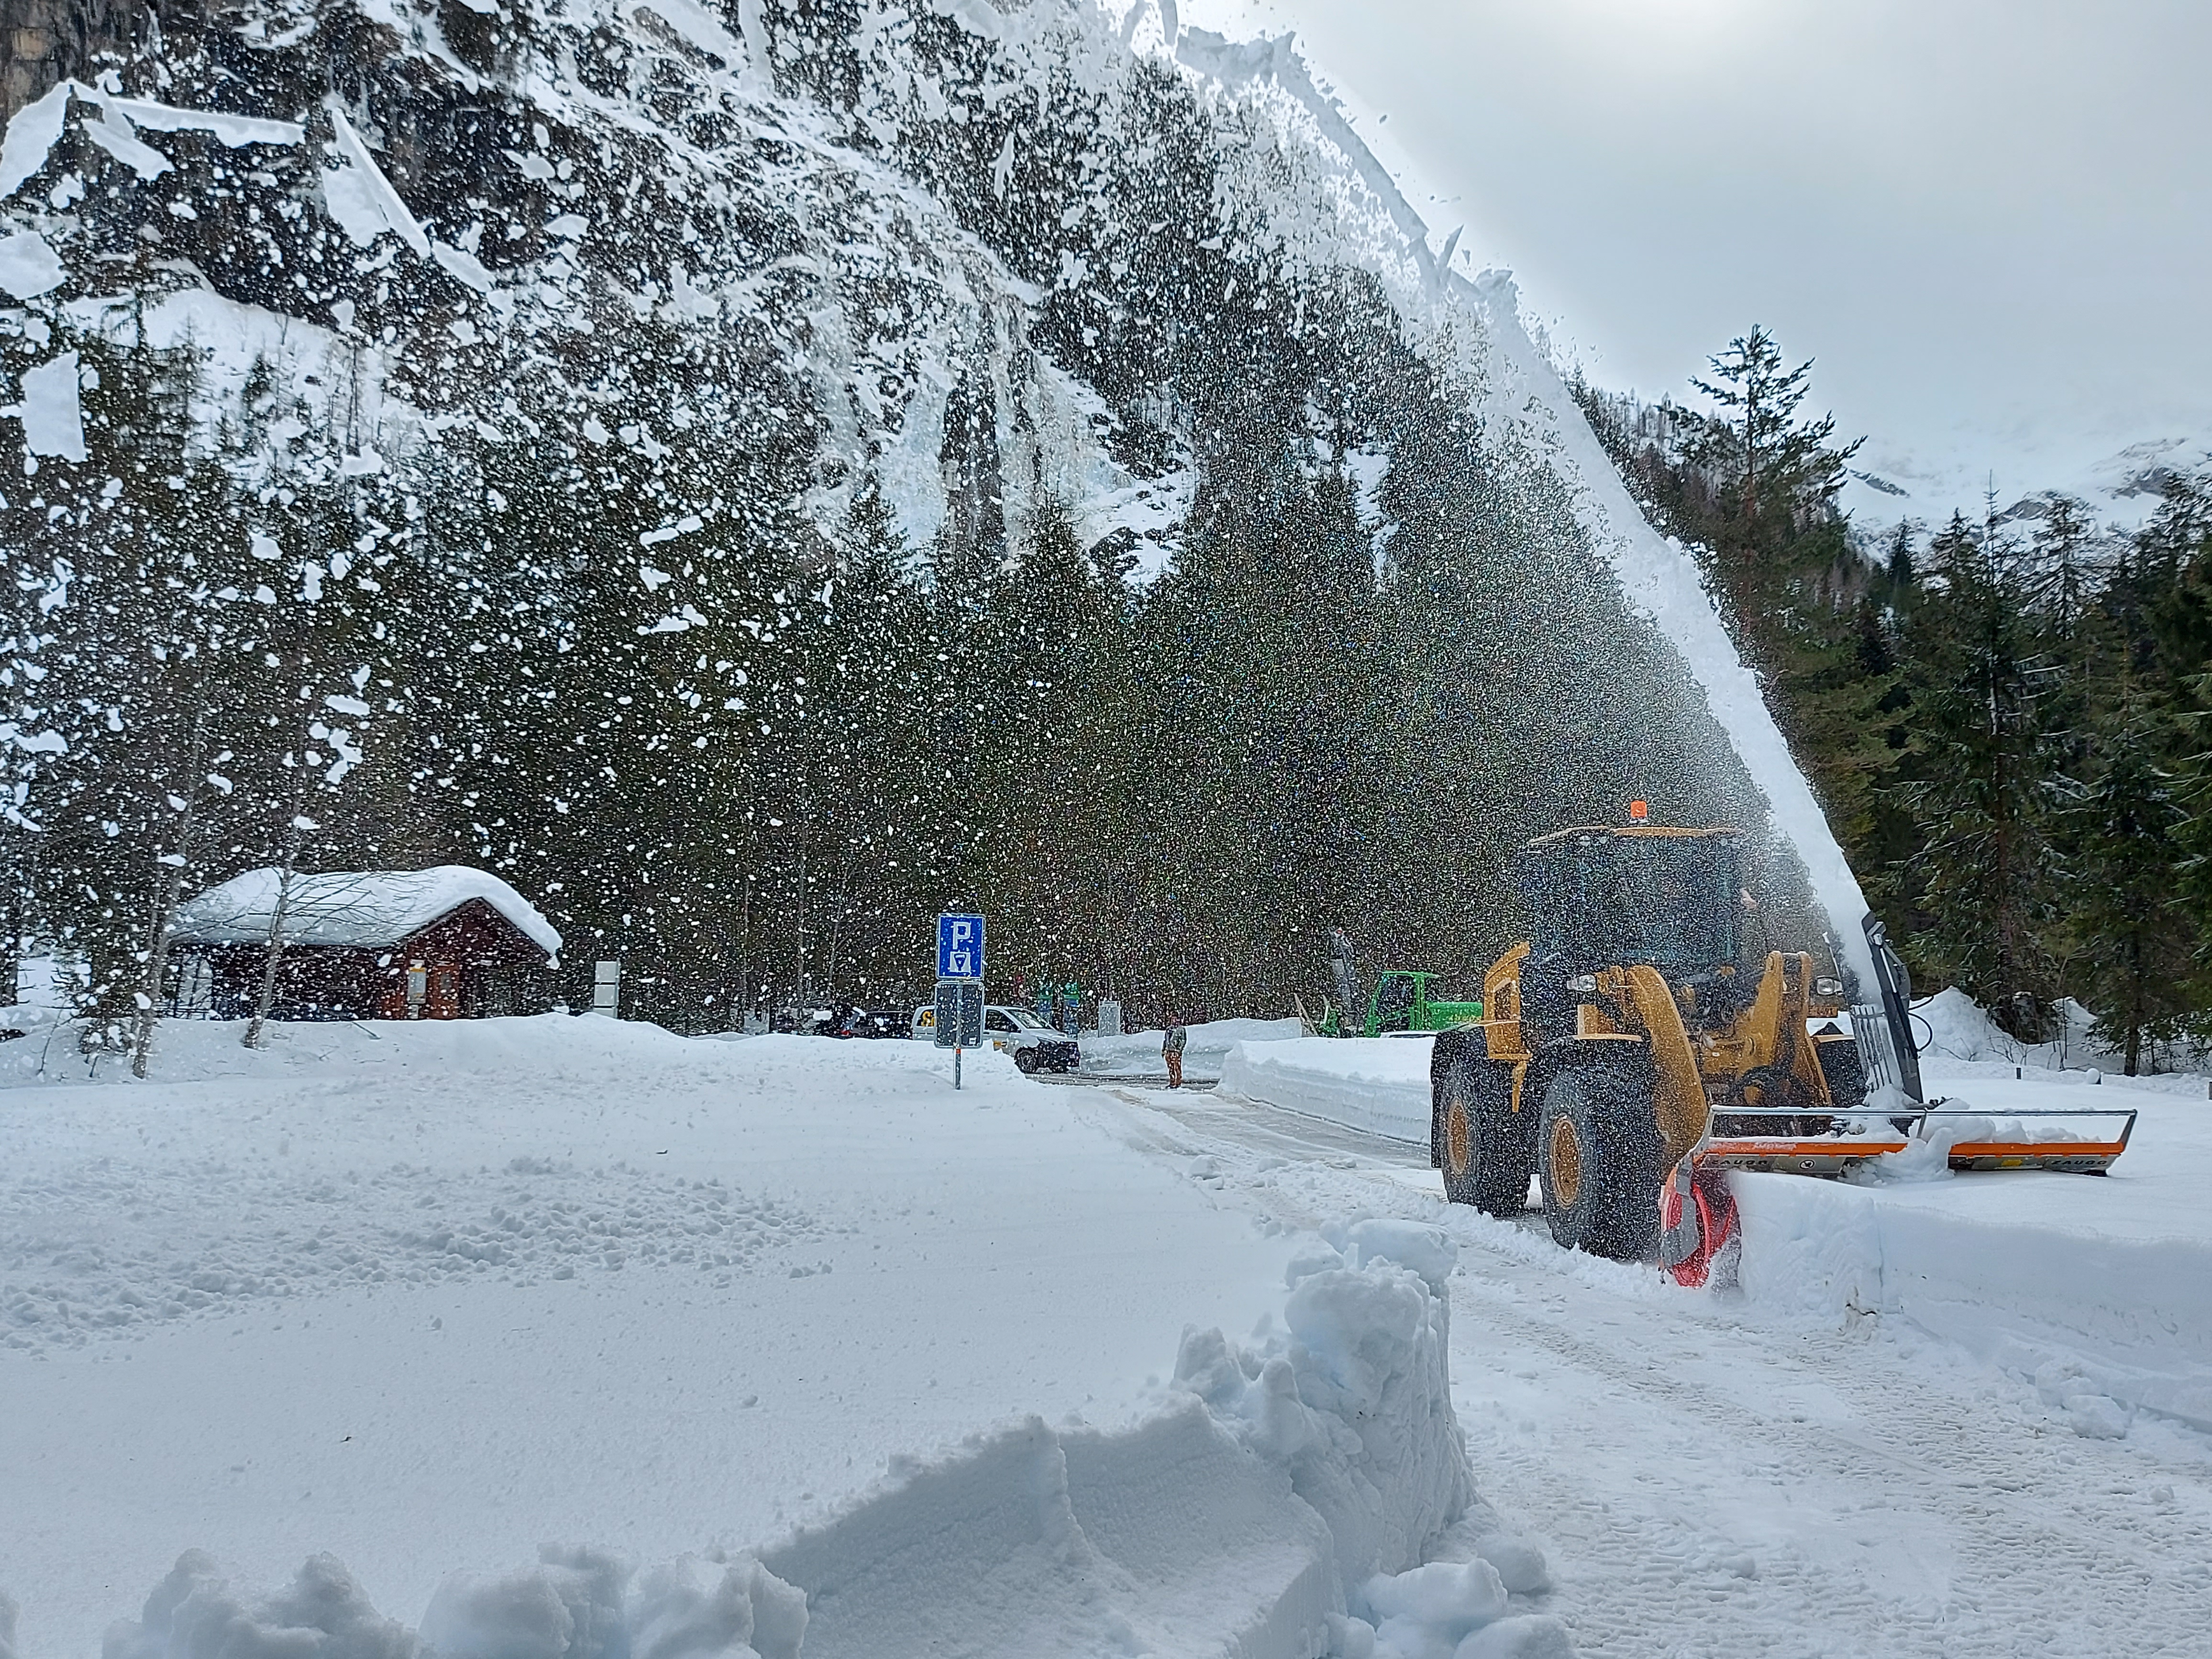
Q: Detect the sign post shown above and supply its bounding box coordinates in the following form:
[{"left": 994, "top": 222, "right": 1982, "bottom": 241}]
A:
[{"left": 935, "top": 914, "right": 986, "bottom": 1090}]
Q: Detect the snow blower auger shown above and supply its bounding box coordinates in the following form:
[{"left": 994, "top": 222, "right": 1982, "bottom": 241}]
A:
[{"left": 1430, "top": 819, "right": 2137, "bottom": 1280}]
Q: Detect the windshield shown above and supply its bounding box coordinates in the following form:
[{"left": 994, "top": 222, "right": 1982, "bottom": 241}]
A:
[{"left": 1521, "top": 834, "right": 1740, "bottom": 971}]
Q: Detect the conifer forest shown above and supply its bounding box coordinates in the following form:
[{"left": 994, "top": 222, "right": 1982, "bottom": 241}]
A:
[{"left": 1, "top": 0, "right": 2205, "bottom": 1067}]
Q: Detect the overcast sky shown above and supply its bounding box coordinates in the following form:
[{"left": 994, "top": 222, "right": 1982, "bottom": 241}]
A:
[{"left": 1182, "top": 0, "right": 2212, "bottom": 517}]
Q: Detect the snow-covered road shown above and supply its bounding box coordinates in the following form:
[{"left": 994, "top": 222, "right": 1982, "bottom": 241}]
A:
[
  {"left": 1086, "top": 1083, "right": 2212, "bottom": 1659},
  {"left": 8, "top": 1019, "right": 2211, "bottom": 1658}
]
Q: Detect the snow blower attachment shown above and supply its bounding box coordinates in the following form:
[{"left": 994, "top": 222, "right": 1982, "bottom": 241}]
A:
[{"left": 1431, "top": 824, "right": 2136, "bottom": 1274}]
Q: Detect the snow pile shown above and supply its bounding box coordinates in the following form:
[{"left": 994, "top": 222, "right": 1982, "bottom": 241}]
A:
[
  {"left": 766, "top": 1217, "right": 1477, "bottom": 1657},
  {"left": 1350, "top": 1560, "right": 1571, "bottom": 1659},
  {"left": 1216, "top": 1036, "right": 1435, "bottom": 1144},
  {"left": 35, "top": 1218, "right": 1504, "bottom": 1659},
  {"left": 171, "top": 865, "right": 561, "bottom": 956},
  {"left": 1915, "top": 986, "right": 2209, "bottom": 1079},
  {"left": 1079, "top": 1016, "right": 1304, "bottom": 1080},
  {"left": 100, "top": 1546, "right": 804, "bottom": 1659},
  {"left": 1915, "top": 987, "right": 2035, "bottom": 1062},
  {"left": 422, "top": 1547, "right": 805, "bottom": 1659},
  {"left": 103, "top": 1552, "right": 417, "bottom": 1659}
]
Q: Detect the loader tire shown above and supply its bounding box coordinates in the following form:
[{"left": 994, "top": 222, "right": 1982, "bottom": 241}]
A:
[
  {"left": 1432, "top": 1032, "right": 1531, "bottom": 1215},
  {"left": 1538, "top": 1061, "right": 1663, "bottom": 1261}
]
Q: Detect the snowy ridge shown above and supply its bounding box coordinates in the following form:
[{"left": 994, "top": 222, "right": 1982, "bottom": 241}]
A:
[{"left": 1217, "top": 1034, "right": 1433, "bottom": 1145}]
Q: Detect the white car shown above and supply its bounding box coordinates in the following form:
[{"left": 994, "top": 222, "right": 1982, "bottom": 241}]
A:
[{"left": 910, "top": 1003, "right": 1082, "bottom": 1073}]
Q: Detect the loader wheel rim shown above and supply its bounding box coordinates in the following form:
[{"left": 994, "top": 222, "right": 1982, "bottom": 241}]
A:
[
  {"left": 1549, "top": 1115, "right": 1582, "bottom": 1208},
  {"left": 1446, "top": 1099, "right": 1471, "bottom": 1174}
]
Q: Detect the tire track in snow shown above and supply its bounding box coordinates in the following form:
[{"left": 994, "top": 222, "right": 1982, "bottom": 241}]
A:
[{"left": 1445, "top": 1243, "right": 2212, "bottom": 1657}]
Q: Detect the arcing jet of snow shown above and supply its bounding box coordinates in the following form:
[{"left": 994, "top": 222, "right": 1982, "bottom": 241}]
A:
[{"left": 1169, "top": 15, "right": 1877, "bottom": 984}]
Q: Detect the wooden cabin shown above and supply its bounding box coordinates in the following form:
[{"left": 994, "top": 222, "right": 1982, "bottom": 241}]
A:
[{"left": 170, "top": 867, "right": 561, "bottom": 1022}]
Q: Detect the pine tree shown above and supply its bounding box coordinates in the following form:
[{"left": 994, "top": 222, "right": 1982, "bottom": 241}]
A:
[
  {"left": 1889, "top": 513, "right": 2060, "bottom": 1030},
  {"left": 2061, "top": 682, "right": 2192, "bottom": 1072}
]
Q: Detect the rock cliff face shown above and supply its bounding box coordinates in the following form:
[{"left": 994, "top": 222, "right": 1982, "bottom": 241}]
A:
[
  {"left": 2, "top": 0, "right": 160, "bottom": 119},
  {"left": 0, "top": 0, "right": 1521, "bottom": 567}
]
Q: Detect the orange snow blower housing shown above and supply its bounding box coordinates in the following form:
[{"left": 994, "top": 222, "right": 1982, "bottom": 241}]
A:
[{"left": 1430, "top": 823, "right": 2135, "bottom": 1281}]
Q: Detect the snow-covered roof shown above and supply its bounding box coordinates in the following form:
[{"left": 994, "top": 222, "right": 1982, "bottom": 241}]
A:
[{"left": 171, "top": 866, "right": 561, "bottom": 957}]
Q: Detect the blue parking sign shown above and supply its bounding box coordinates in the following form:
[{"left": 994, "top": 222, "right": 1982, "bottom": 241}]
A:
[{"left": 937, "top": 913, "right": 985, "bottom": 981}]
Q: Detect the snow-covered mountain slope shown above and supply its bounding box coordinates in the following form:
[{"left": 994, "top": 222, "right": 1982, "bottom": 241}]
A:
[
  {"left": 0, "top": 0, "right": 1875, "bottom": 977},
  {"left": 1840, "top": 427, "right": 2212, "bottom": 541}
]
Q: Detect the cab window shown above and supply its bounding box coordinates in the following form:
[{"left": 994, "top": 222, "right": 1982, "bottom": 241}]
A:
[{"left": 985, "top": 1010, "right": 1018, "bottom": 1032}]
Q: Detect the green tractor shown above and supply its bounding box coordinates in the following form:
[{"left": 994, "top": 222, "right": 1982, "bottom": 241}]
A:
[{"left": 1321, "top": 970, "right": 1485, "bottom": 1038}]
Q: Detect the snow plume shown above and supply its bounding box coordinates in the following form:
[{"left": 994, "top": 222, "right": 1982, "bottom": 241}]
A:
[
  {"left": 1465, "top": 272, "right": 1878, "bottom": 988},
  {"left": 36, "top": 1221, "right": 1556, "bottom": 1659},
  {"left": 1167, "top": 27, "right": 1877, "bottom": 986}
]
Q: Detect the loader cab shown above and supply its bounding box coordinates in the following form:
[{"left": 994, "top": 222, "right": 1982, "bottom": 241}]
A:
[
  {"left": 1371, "top": 971, "right": 1427, "bottom": 1034},
  {"left": 1516, "top": 827, "right": 1744, "bottom": 977}
]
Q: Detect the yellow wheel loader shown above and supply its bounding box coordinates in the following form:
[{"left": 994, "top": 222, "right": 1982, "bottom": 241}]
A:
[{"left": 1431, "top": 821, "right": 2135, "bottom": 1268}]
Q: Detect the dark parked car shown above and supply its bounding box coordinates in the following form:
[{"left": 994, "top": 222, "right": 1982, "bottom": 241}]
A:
[{"left": 833, "top": 1007, "right": 907, "bottom": 1040}]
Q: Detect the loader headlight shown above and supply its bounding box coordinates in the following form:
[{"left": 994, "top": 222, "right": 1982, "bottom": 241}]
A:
[
  {"left": 1814, "top": 977, "right": 1844, "bottom": 998},
  {"left": 1569, "top": 973, "right": 1598, "bottom": 996}
]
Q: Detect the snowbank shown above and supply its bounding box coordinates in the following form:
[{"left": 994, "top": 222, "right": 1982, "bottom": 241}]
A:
[
  {"left": 1736, "top": 1062, "right": 2212, "bottom": 1432},
  {"left": 170, "top": 864, "right": 561, "bottom": 955},
  {"left": 100, "top": 1546, "right": 804, "bottom": 1659},
  {"left": 1080, "top": 1016, "right": 1304, "bottom": 1080},
  {"left": 1217, "top": 1036, "right": 1436, "bottom": 1145},
  {"left": 31, "top": 1218, "right": 1518, "bottom": 1659},
  {"left": 766, "top": 1218, "right": 1474, "bottom": 1656},
  {"left": 1915, "top": 986, "right": 2210, "bottom": 1083}
]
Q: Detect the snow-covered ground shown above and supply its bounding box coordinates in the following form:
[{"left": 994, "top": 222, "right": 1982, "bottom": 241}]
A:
[
  {"left": 8, "top": 1011, "right": 2212, "bottom": 1658},
  {"left": 0, "top": 1016, "right": 1549, "bottom": 1659},
  {"left": 1098, "top": 1075, "right": 2212, "bottom": 1657}
]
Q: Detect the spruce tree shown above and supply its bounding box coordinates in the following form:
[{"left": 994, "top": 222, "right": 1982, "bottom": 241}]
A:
[{"left": 1889, "top": 513, "right": 2060, "bottom": 1030}]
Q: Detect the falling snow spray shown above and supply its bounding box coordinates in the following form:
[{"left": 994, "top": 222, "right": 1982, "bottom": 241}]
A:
[
  {"left": 1467, "top": 276, "right": 1880, "bottom": 989},
  {"left": 1178, "top": 34, "right": 1884, "bottom": 990}
]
